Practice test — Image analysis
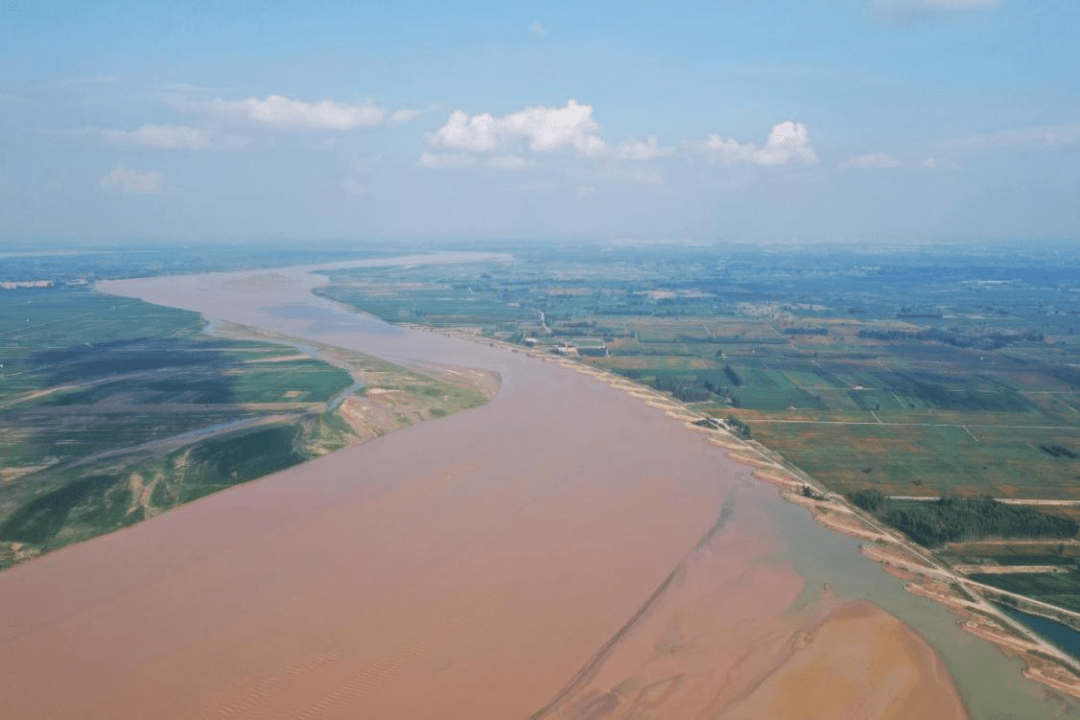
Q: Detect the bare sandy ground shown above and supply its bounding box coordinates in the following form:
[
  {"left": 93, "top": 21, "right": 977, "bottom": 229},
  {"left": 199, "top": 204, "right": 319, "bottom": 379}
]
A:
[
  {"left": 721, "top": 601, "right": 969, "bottom": 720},
  {"left": 0, "top": 259, "right": 971, "bottom": 719}
]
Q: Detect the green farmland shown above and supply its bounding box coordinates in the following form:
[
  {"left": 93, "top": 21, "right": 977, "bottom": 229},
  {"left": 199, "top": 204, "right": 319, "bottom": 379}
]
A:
[
  {"left": 0, "top": 285, "right": 490, "bottom": 569},
  {"left": 315, "top": 243, "right": 1080, "bottom": 607}
]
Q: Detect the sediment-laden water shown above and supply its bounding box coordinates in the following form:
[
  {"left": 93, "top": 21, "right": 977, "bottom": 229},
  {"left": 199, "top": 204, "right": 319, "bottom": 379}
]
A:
[{"left": 0, "top": 255, "right": 1074, "bottom": 719}]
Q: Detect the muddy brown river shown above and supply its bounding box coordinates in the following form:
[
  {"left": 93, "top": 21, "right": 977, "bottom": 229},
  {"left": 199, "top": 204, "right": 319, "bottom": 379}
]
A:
[{"left": 1, "top": 254, "right": 1075, "bottom": 719}]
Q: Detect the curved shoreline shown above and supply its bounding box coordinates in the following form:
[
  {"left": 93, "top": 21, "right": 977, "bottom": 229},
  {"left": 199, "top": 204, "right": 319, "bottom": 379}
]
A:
[{"left": 480, "top": 330, "right": 1080, "bottom": 701}]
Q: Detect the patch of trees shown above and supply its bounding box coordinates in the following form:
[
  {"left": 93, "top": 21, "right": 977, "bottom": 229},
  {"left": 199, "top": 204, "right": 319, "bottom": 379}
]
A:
[
  {"left": 1041, "top": 445, "right": 1078, "bottom": 459},
  {"left": 650, "top": 376, "right": 714, "bottom": 403},
  {"left": 723, "top": 363, "right": 743, "bottom": 386},
  {"left": 858, "top": 327, "right": 1043, "bottom": 350},
  {"left": 724, "top": 416, "right": 752, "bottom": 439},
  {"left": 848, "top": 490, "right": 1079, "bottom": 548}
]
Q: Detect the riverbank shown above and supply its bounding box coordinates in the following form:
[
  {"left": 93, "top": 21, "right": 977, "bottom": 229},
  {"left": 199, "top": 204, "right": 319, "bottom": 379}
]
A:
[
  {"left": 0, "top": 256, "right": 1068, "bottom": 718},
  {"left": 433, "top": 324, "right": 1080, "bottom": 704}
]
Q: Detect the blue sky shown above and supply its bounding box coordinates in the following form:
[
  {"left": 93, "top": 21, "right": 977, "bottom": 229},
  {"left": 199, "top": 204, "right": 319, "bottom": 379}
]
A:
[{"left": 1, "top": 0, "right": 1078, "bottom": 244}]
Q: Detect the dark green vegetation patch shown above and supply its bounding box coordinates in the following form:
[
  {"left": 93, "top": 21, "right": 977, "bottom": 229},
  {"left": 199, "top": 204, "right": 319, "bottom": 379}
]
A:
[
  {"left": 0, "top": 287, "right": 355, "bottom": 569},
  {"left": 849, "top": 490, "right": 1078, "bottom": 548}
]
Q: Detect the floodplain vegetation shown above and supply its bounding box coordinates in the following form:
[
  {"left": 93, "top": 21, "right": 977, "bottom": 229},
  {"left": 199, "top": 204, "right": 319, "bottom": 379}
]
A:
[
  {"left": 0, "top": 286, "right": 492, "bottom": 569},
  {"left": 313, "top": 241, "right": 1080, "bottom": 619}
]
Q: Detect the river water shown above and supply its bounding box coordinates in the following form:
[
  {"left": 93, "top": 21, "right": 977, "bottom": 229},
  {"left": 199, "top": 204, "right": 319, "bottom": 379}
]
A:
[
  {"left": 0, "top": 254, "right": 1074, "bottom": 719},
  {"left": 999, "top": 605, "right": 1080, "bottom": 660}
]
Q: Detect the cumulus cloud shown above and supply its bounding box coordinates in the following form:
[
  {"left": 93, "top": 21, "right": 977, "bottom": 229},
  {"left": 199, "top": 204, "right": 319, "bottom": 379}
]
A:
[
  {"left": 100, "top": 124, "right": 210, "bottom": 150},
  {"left": 429, "top": 100, "right": 607, "bottom": 157},
  {"left": 613, "top": 136, "right": 672, "bottom": 161},
  {"left": 99, "top": 165, "right": 164, "bottom": 194},
  {"left": 690, "top": 121, "right": 819, "bottom": 166},
  {"left": 423, "top": 100, "right": 676, "bottom": 170},
  {"left": 870, "top": 0, "right": 997, "bottom": 12},
  {"left": 207, "top": 95, "right": 388, "bottom": 130}
]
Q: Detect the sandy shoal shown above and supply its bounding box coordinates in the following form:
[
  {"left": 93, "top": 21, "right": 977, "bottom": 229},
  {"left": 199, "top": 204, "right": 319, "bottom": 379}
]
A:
[{"left": 721, "top": 601, "right": 969, "bottom": 720}]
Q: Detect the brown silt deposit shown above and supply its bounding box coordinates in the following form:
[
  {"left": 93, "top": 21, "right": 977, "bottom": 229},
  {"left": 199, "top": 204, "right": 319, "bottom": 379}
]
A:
[{"left": 720, "top": 602, "right": 969, "bottom": 720}]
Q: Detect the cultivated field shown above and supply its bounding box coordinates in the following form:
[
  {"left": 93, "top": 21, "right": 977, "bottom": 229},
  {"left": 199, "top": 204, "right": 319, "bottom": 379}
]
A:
[
  {"left": 0, "top": 287, "right": 492, "bottom": 569},
  {"left": 315, "top": 243, "right": 1080, "bottom": 609}
]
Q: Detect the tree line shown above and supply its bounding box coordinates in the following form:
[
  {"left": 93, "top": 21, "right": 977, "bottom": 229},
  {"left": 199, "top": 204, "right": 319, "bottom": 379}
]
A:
[{"left": 849, "top": 489, "right": 1078, "bottom": 547}]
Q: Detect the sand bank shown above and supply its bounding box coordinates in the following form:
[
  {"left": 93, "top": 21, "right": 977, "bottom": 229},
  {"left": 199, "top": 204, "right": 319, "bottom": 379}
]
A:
[{"left": 721, "top": 601, "right": 969, "bottom": 720}]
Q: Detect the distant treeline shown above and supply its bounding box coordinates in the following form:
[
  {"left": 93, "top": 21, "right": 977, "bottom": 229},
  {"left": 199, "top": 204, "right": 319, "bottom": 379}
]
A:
[
  {"left": 1041, "top": 445, "right": 1078, "bottom": 459},
  {"left": 858, "top": 327, "right": 1043, "bottom": 350},
  {"left": 849, "top": 490, "right": 1078, "bottom": 547},
  {"left": 783, "top": 327, "right": 829, "bottom": 336},
  {"left": 650, "top": 376, "right": 715, "bottom": 403}
]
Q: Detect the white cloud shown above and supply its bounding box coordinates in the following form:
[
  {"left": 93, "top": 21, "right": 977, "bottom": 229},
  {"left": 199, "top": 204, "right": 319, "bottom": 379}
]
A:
[
  {"left": 344, "top": 178, "right": 368, "bottom": 195},
  {"left": 870, "top": 0, "right": 997, "bottom": 12},
  {"left": 575, "top": 185, "right": 595, "bottom": 198},
  {"left": 100, "top": 124, "right": 211, "bottom": 150},
  {"left": 99, "top": 165, "right": 164, "bottom": 194},
  {"left": 530, "top": 21, "right": 547, "bottom": 36},
  {"left": 690, "top": 121, "right": 819, "bottom": 166},
  {"left": 613, "top": 136, "right": 672, "bottom": 161},
  {"left": 429, "top": 100, "right": 607, "bottom": 157},
  {"left": 948, "top": 122, "right": 1080, "bottom": 151},
  {"left": 207, "top": 95, "right": 386, "bottom": 130},
  {"left": 418, "top": 152, "right": 478, "bottom": 169}
]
